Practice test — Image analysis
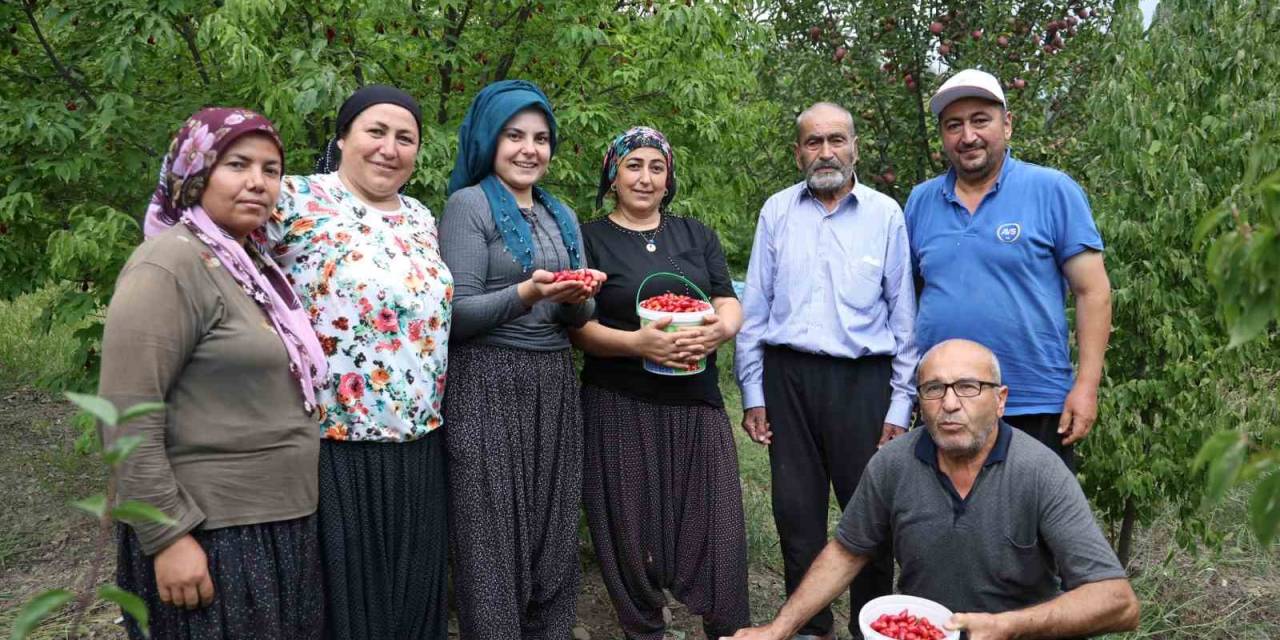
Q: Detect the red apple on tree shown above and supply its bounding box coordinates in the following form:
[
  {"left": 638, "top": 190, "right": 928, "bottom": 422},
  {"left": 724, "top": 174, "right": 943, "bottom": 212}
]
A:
[
  {"left": 1012, "top": 77, "right": 1027, "bottom": 89},
  {"left": 833, "top": 46, "right": 847, "bottom": 62},
  {"left": 809, "top": 26, "right": 822, "bottom": 42},
  {"left": 997, "top": 35, "right": 1009, "bottom": 47},
  {"left": 971, "top": 29, "right": 984, "bottom": 40},
  {"left": 930, "top": 21, "right": 944, "bottom": 34}
]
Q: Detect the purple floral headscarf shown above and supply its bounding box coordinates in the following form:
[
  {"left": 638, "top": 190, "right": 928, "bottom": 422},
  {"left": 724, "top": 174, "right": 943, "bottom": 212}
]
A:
[
  {"left": 142, "top": 107, "right": 327, "bottom": 412},
  {"left": 594, "top": 126, "right": 677, "bottom": 211}
]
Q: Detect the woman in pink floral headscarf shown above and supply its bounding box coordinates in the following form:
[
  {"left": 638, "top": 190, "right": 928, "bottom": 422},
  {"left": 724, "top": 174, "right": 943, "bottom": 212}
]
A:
[{"left": 101, "top": 107, "right": 326, "bottom": 639}]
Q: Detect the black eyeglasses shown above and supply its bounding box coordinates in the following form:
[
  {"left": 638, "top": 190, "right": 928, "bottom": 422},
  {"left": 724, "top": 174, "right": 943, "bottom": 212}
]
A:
[{"left": 917, "top": 379, "right": 1002, "bottom": 400}]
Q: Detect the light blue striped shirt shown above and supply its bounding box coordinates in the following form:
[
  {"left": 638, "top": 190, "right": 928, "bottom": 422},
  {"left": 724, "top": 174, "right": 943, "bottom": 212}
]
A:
[{"left": 735, "top": 181, "right": 918, "bottom": 427}]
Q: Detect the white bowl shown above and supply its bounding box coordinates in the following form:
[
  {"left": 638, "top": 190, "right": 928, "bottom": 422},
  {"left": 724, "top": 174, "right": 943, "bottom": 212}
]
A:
[{"left": 858, "top": 594, "right": 960, "bottom": 640}]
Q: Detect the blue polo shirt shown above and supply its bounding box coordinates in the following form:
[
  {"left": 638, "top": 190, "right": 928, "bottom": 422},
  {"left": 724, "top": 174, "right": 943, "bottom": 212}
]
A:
[{"left": 904, "top": 152, "right": 1103, "bottom": 415}]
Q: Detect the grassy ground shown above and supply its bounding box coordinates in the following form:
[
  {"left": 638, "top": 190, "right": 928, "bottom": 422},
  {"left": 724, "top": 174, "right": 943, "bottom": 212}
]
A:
[{"left": 0, "top": 293, "right": 1276, "bottom": 639}]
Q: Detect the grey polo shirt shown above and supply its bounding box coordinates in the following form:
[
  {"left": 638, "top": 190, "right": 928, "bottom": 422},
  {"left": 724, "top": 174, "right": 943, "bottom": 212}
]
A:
[{"left": 835, "top": 422, "right": 1126, "bottom": 615}]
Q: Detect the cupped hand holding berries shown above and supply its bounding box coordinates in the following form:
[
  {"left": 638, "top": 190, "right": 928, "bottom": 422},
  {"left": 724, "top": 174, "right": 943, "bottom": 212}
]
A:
[{"left": 518, "top": 268, "right": 607, "bottom": 305}]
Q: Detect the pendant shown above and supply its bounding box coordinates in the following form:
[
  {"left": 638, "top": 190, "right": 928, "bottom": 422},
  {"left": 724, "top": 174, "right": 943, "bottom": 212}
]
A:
[{"left": 646, "top": 242, "right": 657, "bottom": 252}]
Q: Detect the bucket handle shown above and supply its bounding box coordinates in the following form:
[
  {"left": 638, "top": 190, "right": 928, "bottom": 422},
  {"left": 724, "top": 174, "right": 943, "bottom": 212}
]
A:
[{"left": 635, "top": 272, "right": 711, "bottom": 309}]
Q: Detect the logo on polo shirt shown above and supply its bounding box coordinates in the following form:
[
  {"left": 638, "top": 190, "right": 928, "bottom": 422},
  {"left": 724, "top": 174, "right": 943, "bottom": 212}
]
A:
[{"left": 996, "top": 223, "right": 1022, "bottom": 243}]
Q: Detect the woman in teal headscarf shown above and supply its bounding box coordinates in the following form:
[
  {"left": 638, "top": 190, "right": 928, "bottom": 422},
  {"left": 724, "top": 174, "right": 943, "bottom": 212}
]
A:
[{"left": 439, "top": 80, "right": 605, "bottom": 640}]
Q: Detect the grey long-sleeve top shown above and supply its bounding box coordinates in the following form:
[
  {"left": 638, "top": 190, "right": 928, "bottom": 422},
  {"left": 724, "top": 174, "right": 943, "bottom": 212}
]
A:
[
  {"left": 98, "top": 225, "right": 318, "bottom": 555},
  {"left": 439, "top": 185, "right": 594, "bottom": 350}
]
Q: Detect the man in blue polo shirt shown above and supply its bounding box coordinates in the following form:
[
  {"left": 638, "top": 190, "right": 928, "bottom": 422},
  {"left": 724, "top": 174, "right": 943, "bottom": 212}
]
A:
[
  {"left": 904, "top": 69, "right": 1113, "bottom": 470},
  {"left": 726, "top": 339, "right": 1139, "bottom": 640}
]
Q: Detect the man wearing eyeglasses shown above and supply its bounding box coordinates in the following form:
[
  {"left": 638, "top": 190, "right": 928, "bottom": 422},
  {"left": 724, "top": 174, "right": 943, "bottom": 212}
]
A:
[
  {"left": 735, "top": 102, "right": 918, "bottom": 640},
  {"left": 726, "top": 339, "right": 1138, "bottom": 640},
  {"left": 905, "top": 69, "right": 1113, "bottom": 470}
]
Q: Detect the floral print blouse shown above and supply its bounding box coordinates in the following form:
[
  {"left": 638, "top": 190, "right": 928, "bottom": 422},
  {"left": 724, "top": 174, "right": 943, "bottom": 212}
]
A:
[{"left": 258, "top": 172, "right": 453, "bottom": 443}]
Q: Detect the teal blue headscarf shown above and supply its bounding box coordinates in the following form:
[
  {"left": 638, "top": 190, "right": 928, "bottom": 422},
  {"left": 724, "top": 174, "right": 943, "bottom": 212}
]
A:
[{"left": 447, "top": 80, "right": 581, "bottom": 272}]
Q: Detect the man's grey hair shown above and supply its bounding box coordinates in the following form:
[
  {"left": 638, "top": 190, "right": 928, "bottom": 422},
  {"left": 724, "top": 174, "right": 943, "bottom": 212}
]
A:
[
  {"left": 796, "top": 102, "right": 856, "bottom": 139},
  {"left": 918, "top": 339, "right": 1002, "bottom": 384}
]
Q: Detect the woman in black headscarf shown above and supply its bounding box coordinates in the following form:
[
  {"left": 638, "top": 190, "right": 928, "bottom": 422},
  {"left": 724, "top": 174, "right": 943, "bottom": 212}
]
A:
[{"left": 256, "top": 85, "right": 454, "bottom": 640}]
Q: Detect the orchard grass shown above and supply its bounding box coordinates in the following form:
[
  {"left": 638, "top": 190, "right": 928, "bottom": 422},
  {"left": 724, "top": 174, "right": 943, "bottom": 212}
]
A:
[{"left": 0, "top": 288, "right": 88, "bottom": 393}]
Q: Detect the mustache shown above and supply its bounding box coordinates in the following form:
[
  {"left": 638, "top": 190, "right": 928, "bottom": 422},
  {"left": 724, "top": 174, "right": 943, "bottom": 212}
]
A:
[
  {"left": 809, "top": 159, "right": 846, "bottom": 171},
  {"left": 957, "top": 140, "right": 987, "bottom": 153}
]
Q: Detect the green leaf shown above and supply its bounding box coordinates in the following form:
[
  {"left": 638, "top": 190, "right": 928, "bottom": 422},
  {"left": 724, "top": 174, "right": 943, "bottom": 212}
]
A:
[
  {"left": 1227, "top": 300, "right": 1276, "bottom": 348},
  {"left": 112, "top": 501, "right": 176, "bottom": 526},
  {"left": 119, "top": 402, "right": 165, "bottom": 425},
  {"left": 9, "top": 589, "right": 74, "bottom": 640},
  {"left": 98, "top": 585, "right": 150, "bottom": 636},
  {"left": 104, "top": 435, "right": 145, "bottom": 466},
  {"left": 64, "top": 392, "right": 118, "bottom": 427},
  {"left": 1202, "top": 433, "right": 1248, "bottom": 509},
  {"left": 71, "top": 494, "right": 107, "bottom": 519},
  {"left": 1249, "top": 469, "right": 1280, "bottom": 546},
  {"left": 1193, "top": 430, "right": 1241, "bottom": 471}
]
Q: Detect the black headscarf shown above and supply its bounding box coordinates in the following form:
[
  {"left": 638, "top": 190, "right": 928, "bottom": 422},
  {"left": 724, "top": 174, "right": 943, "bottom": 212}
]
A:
[{"left": 314, "top": 85, "right": 423, "bottom": 174}]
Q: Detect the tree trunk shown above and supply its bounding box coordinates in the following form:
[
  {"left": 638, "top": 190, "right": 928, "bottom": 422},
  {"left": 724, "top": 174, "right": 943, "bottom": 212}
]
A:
[{"left": 1116, "top": 496, "right": 1137, "bottom": 568}]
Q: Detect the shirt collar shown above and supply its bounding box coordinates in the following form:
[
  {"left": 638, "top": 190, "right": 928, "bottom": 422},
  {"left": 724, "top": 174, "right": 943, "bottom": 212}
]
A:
[
  {"left": 799, "top": 177, "right": 861, "bottom": 211},
  {"left": 913, "top": 420, "right": 1013, "bottom": 470},
  {"left": 942, "top": 149, "right": 1017, "bottom": 203}
]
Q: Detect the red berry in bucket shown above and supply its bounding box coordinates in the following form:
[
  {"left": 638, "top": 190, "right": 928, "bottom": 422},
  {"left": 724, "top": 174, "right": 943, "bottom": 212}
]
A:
[{"left": 639, "top": 292, "right": 711, "bottom": 313}]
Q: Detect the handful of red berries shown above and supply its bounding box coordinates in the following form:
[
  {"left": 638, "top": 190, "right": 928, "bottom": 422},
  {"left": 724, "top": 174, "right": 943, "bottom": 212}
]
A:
[
  {"left": 639, "top": 292, "right": 711, "bottom": 313},
  {"left": 552, "top": 269, "right": 596, "bottom": 285},
  {"left": 869, "top": 610, "right": 946, "bottom": 640}
]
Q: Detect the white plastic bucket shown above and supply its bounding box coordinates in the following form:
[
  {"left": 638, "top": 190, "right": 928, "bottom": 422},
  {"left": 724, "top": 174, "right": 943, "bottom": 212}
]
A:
[{"left": 635, "top": 272, "right": 712, "bottom": 377}]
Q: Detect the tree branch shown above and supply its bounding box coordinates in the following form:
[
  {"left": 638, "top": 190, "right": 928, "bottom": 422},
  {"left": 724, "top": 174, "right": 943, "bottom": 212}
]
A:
[
  {"left": 22, "top": 0, "right": 96, "bottom": 110},
  {"left": 175, "top": 15, "right": 211, "bottom": 88},
  {"left": 493, "top": 3, "right": 533, "bottom": 82},
  {"left": 436, "top": 0, "right": 477, "bottom": 124}
]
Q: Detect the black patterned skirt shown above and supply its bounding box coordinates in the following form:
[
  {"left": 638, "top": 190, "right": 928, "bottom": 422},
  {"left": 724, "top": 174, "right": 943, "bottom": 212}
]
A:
[
  {"left": 116, "top": 514, "right": 322, "bottom": 640},
  {"left": 444, "top": 343, "right": 582, "bottom": 640},
  {"left": 580, "top": 385, "right": 750, "bottom": 640},
  {"left": 317, "top": 432, "right": 448, "bottom": 640}
]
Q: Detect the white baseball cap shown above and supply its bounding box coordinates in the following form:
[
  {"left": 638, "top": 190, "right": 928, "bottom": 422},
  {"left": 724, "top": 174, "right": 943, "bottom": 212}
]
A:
[{"left": 929, "top": 69, "right": 1006, "bottom": 117}]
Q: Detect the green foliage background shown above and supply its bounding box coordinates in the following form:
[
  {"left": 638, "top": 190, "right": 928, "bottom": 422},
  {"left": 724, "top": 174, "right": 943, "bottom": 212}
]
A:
[{"left": 1, "top": 0, "right": 1277, "bottom": 551}]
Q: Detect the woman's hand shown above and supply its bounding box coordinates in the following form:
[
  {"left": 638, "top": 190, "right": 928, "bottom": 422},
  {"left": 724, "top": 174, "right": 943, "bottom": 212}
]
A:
[
  {"left": 672, "top": 313, "right": 731, "bottom": 355},
  {"left": 517, "top": 269, "right": 607, "bottom": 306},
  {"left": 628, "top": 316, "right": 701, "bottom": 369},
  {"left": 154, "top": 534, "right": 215, "bottom": 609}
]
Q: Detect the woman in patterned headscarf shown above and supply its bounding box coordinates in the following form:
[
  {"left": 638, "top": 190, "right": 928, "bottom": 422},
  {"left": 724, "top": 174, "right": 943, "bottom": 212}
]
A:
[
  {"left": 570, "top": 126, "right": 750, "bottom": 640},
  {"left": 438, "top": 79, "right": 605, "bottom": 640},
  {"left": 102, "top": 107, "right": 325, "bottom": 639}
]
